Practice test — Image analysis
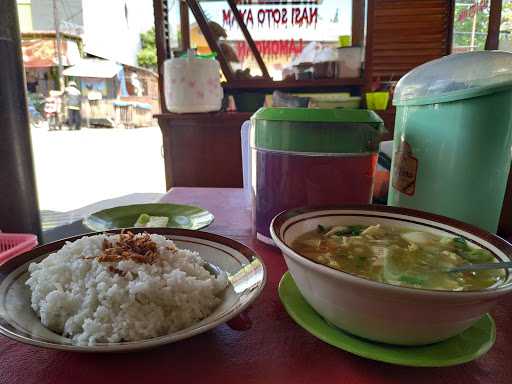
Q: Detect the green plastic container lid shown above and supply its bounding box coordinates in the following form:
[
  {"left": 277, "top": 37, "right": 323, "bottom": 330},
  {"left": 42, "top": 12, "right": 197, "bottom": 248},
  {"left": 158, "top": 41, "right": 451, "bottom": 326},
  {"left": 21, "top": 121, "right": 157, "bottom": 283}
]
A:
[
  {"left": 251, "top": 107, "right": 385, "bottom": 154},
  {"left": 179, "top": 50, "right": 217, "bottom": 60},
  {"left": 394, "top": 51, "right": 512, "bottom": 106}
]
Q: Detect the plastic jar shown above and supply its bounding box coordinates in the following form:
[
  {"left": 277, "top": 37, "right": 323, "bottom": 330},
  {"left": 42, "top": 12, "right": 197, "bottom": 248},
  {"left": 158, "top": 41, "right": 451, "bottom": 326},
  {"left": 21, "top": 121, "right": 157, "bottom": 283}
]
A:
[{"left": 250, "top": 108, "right": 385, "bottom": 243}]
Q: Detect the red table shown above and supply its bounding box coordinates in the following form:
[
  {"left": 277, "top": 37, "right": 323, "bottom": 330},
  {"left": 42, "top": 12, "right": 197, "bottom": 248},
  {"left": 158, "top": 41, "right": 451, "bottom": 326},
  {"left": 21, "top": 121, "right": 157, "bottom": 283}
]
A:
[{"left": 2, "top": 188, "right": 512, "bottom": 384}]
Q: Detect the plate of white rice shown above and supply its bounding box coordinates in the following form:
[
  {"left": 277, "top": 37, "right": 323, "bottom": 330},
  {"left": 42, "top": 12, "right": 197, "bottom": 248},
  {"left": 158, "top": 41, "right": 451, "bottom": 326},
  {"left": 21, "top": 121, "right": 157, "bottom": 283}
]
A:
[{"left": 0, "top": 229, "right": 266, "bottom": 352}]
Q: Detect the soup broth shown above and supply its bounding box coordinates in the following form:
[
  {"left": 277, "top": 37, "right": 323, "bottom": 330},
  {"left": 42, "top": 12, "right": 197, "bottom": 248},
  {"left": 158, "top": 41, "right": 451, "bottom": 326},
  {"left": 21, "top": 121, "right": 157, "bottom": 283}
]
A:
[{"left": 291, "top": 224, "right": 505, "bottom": 291}]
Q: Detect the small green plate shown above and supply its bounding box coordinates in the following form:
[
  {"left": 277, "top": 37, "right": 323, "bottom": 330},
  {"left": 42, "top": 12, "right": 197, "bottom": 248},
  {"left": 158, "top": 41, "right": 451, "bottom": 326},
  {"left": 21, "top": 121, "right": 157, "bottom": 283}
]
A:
[
  {"left": 278, "top": 272, "right": 495, "bottom": 367},
  {"left": 83, "top": 203, "right": 214, "bottom": 231}
]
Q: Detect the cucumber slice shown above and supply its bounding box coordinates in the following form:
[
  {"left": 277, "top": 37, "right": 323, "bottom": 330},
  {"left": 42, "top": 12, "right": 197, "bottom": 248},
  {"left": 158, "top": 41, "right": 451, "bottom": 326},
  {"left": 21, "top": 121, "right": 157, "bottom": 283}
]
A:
[
  {"left": 146, "top": 216, "right": 169, "bottom": 227},
  {"left": 133, "top": 214, "right": 169, "bottom": 227},
  {"left": 134, "top": 213, "right": 151, "bottom": 227}
]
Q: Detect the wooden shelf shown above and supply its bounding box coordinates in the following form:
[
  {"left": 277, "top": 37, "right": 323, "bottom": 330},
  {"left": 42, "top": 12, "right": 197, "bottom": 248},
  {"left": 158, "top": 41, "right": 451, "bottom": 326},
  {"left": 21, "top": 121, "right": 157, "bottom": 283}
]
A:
[
  {"left": 222, "top": 78, "right": 365, "bottom": 93},
  {"left": 157, "top": 111, "right": 249, "bottom": 188},
  {"left": 155, "top": 111, "right": 253, "bottom": 120}
]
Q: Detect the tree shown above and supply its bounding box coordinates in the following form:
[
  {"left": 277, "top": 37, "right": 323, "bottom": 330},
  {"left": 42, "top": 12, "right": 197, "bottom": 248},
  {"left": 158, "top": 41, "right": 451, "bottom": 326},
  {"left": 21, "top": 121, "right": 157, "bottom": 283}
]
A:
[{"left": 137, "top": 27, "right": 157, "bottom": 70}]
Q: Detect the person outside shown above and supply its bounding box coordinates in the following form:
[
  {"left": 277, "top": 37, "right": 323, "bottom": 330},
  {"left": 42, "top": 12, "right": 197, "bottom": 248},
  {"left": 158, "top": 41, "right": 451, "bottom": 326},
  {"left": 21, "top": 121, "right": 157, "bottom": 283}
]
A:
[
  {"left": 65, "top": 81, "right": 82, "bottom": 131},
  {"left": 43, "top": 90, "right": 62, "bottom": 131}
]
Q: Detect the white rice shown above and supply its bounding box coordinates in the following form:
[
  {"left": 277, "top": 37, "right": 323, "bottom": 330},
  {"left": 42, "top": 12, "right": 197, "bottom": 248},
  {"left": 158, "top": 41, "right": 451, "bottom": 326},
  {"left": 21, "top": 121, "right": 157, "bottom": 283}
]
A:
[{"left": 26, "top": 233, "right": 228, "bottom": 345}]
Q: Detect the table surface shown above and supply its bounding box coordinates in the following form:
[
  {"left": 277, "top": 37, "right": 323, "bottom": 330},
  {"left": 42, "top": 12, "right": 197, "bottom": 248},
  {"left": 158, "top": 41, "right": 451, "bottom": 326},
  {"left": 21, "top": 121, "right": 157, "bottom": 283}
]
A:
[{"left": 2, "top": 187, "right": 512, "bottom": 384}]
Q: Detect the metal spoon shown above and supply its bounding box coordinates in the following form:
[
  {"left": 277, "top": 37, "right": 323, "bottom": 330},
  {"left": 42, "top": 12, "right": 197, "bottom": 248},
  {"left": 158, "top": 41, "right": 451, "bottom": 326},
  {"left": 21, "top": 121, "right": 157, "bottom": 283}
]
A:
[
  {"left": 203, "top": 262, "right": 222, "bottom": 277},
  {"left": 448, "top": 261, "right": 512, "bottom": 273}
]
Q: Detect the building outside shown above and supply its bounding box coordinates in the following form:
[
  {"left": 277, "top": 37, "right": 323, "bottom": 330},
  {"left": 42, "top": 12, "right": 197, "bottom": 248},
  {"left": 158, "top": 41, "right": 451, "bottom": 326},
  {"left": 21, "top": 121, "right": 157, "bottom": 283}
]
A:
[
  {"left": 22, "top": 31, "right": 82, "bottom": 95},
  {"left": 29, "top": 0, "right": 83, "bottom": 34},
  {"left": 17, "top": 0, "right": 159, "bottom": 127},
  {"left": 82, "top": 0, "right": 155, "bottom": 66},
  {"left": 18, "top": 0, "right": 154, "bottom": 66},
  {"left": 17, "top": 0, "right": 34, "bottom": 31}
]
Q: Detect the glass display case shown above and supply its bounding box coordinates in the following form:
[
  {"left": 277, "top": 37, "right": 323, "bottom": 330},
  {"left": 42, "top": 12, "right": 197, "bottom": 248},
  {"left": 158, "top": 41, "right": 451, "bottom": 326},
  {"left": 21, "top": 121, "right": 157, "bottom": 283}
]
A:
[{"left": 156, "top": 0, "right": 365, "bottom": 93}]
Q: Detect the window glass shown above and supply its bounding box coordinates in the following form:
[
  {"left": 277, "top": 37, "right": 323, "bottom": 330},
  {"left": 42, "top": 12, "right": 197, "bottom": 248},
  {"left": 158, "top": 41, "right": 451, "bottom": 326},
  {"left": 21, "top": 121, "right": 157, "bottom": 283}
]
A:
[
  {"left": 167, "top": 0, "right": 182, "bottom": 50},
  {"left": 171, "top": 0, "right": 353, "bottom": 81},
  {"left": 452, "top": 0, "right": 490, "bottom": 53},
  {"left": 499, "top": 0, "right": 512, "bottom": 51}
]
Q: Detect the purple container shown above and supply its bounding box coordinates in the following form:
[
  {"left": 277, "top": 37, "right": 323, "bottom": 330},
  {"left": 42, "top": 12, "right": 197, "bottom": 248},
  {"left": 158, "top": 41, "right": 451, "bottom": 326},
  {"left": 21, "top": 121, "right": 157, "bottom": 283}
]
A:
[{"left": 252, "top": 150, "right": 378, "bottom": 243}]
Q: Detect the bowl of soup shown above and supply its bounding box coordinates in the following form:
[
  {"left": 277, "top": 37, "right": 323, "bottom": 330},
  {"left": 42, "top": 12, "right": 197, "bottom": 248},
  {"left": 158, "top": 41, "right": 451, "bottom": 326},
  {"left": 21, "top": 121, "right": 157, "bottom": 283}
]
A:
[{"left": 270, "top": 205, "right": 512, "bottom": 345}]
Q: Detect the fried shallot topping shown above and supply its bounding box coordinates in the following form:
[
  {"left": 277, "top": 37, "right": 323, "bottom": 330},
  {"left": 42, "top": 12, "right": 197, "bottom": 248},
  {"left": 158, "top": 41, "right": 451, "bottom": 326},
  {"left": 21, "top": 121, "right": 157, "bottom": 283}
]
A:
[{"left": 86, "top": 231, "right": 173, "bottom": 265}]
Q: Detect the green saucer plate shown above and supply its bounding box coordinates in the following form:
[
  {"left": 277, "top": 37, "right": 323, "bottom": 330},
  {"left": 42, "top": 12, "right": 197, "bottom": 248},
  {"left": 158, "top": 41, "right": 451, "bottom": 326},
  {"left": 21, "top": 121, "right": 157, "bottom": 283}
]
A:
[
  {"left": 83, "top": 203, "right": 214, "bottom": 231},
  {"left": 278, "top": 272, "right": 495, "bottom": 367}
]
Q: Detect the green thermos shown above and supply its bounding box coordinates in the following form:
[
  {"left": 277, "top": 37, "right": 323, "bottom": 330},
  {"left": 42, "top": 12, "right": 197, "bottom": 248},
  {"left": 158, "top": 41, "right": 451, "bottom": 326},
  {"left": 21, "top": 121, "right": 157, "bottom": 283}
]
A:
[{"left": 389, "top": 51, "right": 512, "bottom": 233}]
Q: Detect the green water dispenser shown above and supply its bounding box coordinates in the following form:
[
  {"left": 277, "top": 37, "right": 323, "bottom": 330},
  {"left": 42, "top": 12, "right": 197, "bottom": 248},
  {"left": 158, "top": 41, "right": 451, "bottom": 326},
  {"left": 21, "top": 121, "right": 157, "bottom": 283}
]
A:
[{"left": 389, "top": 51, "right": 512, "bottom": 233}]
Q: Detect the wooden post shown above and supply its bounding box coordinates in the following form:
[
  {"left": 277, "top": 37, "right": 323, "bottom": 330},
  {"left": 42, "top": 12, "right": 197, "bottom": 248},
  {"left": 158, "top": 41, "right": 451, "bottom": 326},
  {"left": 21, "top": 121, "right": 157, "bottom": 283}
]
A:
[
  {"left": 0, "top": 0, "right": 42, "bottom": 239},
  {"left": 180, "top": 0, "right": 190, "bottom": 50},
  {"left": 352, "top": 0, "right": 365, "bottom": 47},
  {"left": 486, "top": 0, "right": 503, "bottom": 50},
  {"left": 446, "top": 0, "right": 456, "bottom": 53},
  {"left": 226, "top": 0, "right": 270, "bottom": 79},
  {"left": 153, "top": 0, "right": 170, "bottom": 113},
  {"left": 499, "top": 166, "right": 512, "bottom": 237},
  {"left": 52, "top": 0, "right": 64, "bottom": 90},
  {"left": 363, "top": 0, "right": 375, "bottom": 92}
]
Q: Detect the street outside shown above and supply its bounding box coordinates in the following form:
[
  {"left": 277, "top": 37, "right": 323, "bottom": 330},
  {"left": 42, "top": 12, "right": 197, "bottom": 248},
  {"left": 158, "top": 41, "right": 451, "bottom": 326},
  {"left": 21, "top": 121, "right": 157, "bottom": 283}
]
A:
[{"left": 31, "top": 125, "right": 166, "bottom": 216}]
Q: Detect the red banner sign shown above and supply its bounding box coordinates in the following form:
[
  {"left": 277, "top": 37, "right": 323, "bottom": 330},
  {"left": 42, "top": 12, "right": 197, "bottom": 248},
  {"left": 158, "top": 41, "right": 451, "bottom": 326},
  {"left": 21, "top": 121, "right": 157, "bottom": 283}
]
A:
[
  {"left": 236, "top": 39, "right": 304, "bottom": 60},
  {"left": 22, "top": 39, "right": 79, "bottom": 68}
]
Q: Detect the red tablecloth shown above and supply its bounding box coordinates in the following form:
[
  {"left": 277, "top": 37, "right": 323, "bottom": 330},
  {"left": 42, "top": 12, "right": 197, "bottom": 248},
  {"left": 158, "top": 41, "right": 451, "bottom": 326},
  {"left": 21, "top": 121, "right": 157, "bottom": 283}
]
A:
[{"left": 2, "top": 188, "right": 512, "bottom": 384}]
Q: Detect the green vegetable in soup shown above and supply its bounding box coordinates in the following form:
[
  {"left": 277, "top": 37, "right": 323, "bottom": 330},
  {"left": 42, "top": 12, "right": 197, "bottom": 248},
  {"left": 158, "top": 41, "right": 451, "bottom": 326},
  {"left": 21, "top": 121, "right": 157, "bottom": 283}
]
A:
[
  {"left": 452, "top": 237, "right": 468, "bottom": 248},
  {"left": 460, "top": 249, "right": 495, "bottom": 263},
  {"left": 324, "top": 226, "right": 351, "bottom": 237},
  {"left": 447, "top": 237, "right": 494, "bottom": 263},
  {"left": 291, "top": 224, "right": 505, "bottom": 291},
  {"left": 398, "top": 275, "right": 425, "bottom": 286},
  {"left": 348, "top": 225, "right": 365, "bottom": 236}
]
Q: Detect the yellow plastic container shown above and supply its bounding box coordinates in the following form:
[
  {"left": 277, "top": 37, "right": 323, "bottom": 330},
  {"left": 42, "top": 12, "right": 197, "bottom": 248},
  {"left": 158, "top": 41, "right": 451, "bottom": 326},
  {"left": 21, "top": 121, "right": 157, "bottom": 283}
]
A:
[
  {"left": 366, "top": 92, "right": 389, "bottom": 110},
  {"left": 338, "top": 35, "right": 351, "bottom": 47},
  {"left": 365, "top": 93, "right": 375, "bottom": 109},
  {"left": 297, "top": 93, "right": 361, "bottom": 109},
  {"left": 373, "top": 92, "right": 390, "bottom": 110}
]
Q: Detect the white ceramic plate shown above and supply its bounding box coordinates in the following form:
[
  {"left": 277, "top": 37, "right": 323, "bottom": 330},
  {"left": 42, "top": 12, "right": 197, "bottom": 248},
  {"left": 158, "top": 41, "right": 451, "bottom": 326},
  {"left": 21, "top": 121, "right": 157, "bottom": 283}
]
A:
[{"left": 0, "top": 228, "right": 266, "bottom": 352}]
